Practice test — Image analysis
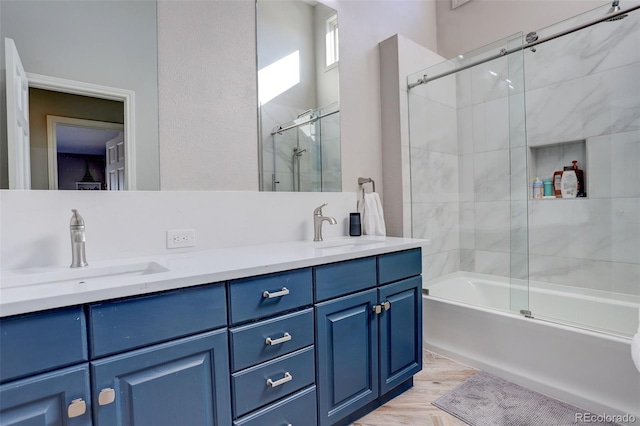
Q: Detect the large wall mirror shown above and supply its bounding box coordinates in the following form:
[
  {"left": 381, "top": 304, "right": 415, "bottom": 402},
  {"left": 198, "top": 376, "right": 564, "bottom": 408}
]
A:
[
  {"left": 0, "top": 0, "right": 159, "bottom": 191},
  {"left": 257, "top": 0, "right": 341, "bottom": 192}
]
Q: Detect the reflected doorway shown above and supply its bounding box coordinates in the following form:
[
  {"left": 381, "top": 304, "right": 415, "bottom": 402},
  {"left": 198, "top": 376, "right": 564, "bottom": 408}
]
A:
[{"left": 46, "top": 116, "right": 125, "bottom": 190}]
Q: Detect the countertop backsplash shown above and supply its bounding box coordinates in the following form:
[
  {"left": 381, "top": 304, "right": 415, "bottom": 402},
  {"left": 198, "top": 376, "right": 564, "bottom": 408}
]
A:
[{"left": 0, "top": 190, "right": 357, "bottom": 271}]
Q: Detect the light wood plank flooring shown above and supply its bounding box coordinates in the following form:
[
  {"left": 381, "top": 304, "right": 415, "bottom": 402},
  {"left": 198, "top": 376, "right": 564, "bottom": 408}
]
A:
[{"left": 351, "top": 351, "right": 477, "bottom": 426}]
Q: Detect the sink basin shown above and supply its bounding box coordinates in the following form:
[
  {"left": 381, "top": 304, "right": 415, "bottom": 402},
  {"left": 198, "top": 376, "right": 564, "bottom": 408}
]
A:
[
  {"left": 314, "top": 239, "right": 386, "bottom": 254},
  {"left": 2, "top": 261, "right": 170, "bottom": 288}
]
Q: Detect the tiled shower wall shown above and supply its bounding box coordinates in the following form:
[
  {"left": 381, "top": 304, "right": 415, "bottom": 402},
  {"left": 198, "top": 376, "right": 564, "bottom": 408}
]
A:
[
  {"left": 409, "top": 69, "right": 460, "bottom": 281},
  {"left": 412, "top": 7, "right": 639, "bottom": 296},
  {"left": 456, "top": 54, "right": 520, "bottom": 279},
  {"left": 524, "top": 9, "right": 640, "bottom": 295}
]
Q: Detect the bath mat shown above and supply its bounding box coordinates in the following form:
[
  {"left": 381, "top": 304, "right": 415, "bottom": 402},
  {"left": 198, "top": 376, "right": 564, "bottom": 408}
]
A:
[{"left": 433, "top": 371, "right": 622, "bottom": 426}]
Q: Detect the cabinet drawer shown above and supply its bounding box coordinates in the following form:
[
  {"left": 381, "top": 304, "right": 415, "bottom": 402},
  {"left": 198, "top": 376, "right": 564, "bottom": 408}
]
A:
[
  {"left": 229, "top": 268, "right": 312, "bottom": 325},
  {"left": 314, "top": 257, "right": 377, "bottom": 302},
  {"left": 230, "top": 308, "right": 314, "bottom": 372},
  {"left": 233, "top": 386, "right": 317, "bottom": 426},
  {"left": 0, "top": 307, "right": 87, "bottom": 383},
  {"left": 232, "top": 346, "right": 315, "bottom": 418},
  {"left": 378, "top": 248, "right": 422, "bottom": 285},
  {"left": 89, "top": 283, "right": 226, "bottom": 358}
]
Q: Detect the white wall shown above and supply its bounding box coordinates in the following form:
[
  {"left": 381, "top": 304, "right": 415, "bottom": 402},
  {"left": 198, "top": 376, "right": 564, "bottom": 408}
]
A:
[
  {"left": 379, "top": 35, "right": 447, "bottom": 239},
  {"left": 157, "top": 0, "right": 259, "bottom": 191},
  {"left": 0, "top": 190, "right": 356, "bottom": 271},
  {"left": 436, "top": 0, "right": 609, "bottom": 59},
  {"left": 334, "top": 0, "right": 437, "bottom": 195}
]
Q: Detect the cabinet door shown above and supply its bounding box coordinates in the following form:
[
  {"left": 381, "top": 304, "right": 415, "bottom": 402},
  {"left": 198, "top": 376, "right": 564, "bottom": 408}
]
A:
[
  {"left": 378, "top": 276, "right": 422, "bottom": 395},
  {"left": 91, "top": 329, "right": 231, "bottom": 426},
  {"left": 0, "top": 364, "right": 91, "bottom": 426},
  {"left": 316, "top": 289, "right": 378, "bottom": 426}
]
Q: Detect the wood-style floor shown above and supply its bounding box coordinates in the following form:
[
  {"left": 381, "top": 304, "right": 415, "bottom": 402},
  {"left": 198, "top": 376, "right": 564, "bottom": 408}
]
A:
[{"left": 351, "top": 351, "right": 477, "bottom": 426}]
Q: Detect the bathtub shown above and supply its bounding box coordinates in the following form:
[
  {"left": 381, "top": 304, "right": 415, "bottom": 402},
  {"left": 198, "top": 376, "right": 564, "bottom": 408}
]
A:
[{"left": 423, "top": 272, "right": 640, "bottom": 419}]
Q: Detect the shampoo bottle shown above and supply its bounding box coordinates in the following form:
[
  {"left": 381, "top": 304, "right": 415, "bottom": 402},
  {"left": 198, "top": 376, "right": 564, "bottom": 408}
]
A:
[{"left": 561, "top": 166, "right": 578, "bottom": 198}]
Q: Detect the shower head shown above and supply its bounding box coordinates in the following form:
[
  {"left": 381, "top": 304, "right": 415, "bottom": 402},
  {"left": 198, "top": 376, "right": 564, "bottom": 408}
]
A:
[{"left": 605, "top": 1, "right": 628, "bottom": 21}]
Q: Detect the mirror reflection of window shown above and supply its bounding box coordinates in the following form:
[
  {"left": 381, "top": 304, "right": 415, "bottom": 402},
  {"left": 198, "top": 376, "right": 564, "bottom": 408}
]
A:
[{"left": 325, "top": 14, "right": 339, "bottom": 69}]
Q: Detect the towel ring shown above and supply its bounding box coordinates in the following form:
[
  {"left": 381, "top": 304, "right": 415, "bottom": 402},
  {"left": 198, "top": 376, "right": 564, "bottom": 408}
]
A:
[{"left": 358, "top": 177, "right": 375, "bottom": 198}]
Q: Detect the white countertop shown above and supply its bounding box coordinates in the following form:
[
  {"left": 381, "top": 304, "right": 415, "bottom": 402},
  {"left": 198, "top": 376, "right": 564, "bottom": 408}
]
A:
[{"left": 0, "top": 236, "right": 428, "bottom": 317}]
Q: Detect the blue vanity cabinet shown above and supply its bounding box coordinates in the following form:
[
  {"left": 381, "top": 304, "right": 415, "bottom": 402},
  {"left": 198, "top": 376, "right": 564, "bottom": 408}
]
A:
[
  {"left": 315, "top": 289, "right": 379, "bottom": 426},
  {"left": 315, "top": 248, "right": 423, "bottom": 426},
  {"left": 0, "top": 364, "right": 92, "bottom": 426},
  {"left": 378, "top": 276, "right": 422, "bottom": 395},
  {"left": 229, "top": 269, "right": 317, "bottom": 425},
  {"left": 91, "top": 329, "right": 231, "bottom": 426},
  {"left": 88, "top": 283, "right": 231, "bottom": 426},
  {"left": 0, "top": 307, "right": 92, "bottom": 425}
]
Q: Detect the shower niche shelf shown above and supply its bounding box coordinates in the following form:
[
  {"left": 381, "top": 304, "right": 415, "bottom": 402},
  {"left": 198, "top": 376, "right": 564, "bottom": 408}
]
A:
[{"left": 528, "top": 139, "right": 587, "bottom": 199}]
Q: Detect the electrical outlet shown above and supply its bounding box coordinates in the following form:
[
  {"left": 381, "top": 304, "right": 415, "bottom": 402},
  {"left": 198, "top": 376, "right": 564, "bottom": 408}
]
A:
[{"left": 167, "top": 229, "right": 196, "bottom": 249}]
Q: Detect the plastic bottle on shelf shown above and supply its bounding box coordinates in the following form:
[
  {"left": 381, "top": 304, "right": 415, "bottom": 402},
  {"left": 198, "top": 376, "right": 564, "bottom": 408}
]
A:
[
  {"left": 543, "top": 179, "right": 554, "bottom": 197},
  {"left": 572, "top": 160, "right": 586, "bottom": 197},
  {"left": 561, "top": 166, "right": 578, "bottom": 198},
  {"left": 533, "top": 177, "right": 543, "bottom": 199},
  {"left": 553, "top": 171, "right": 563, "bottom": 198}
]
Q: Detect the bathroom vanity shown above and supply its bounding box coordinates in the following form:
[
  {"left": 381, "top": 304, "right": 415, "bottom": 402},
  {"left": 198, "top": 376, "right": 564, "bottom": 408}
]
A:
[{"left": 0, "top": 237, "right": 424, "bottom": 426}]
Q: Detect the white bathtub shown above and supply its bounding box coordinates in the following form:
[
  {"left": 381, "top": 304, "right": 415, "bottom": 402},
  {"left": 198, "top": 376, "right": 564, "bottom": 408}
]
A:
[{"left": 423, "top": 272, "right": 640, "bottom": 420}]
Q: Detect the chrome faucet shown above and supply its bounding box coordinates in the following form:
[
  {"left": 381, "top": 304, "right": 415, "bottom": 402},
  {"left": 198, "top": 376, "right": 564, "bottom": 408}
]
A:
[
  {"left": 313, "top": 203, "right": 337, "bottom": 242},
  {"left": 70, "top": 209, "right": 88, "bottom": 268}
]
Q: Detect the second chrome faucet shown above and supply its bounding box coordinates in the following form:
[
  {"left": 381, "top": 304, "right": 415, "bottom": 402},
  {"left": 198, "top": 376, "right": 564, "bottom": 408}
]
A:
[
  {"left": 313, "top": 203, "right": 337, "bottom": 242},
  {"left": 70, "top": 209, "right": 88, "bottom": 268}
]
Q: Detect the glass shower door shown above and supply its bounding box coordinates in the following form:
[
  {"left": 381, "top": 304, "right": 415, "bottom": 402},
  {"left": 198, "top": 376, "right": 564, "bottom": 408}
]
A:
[{"left": 408, "top": 32, "right": 529, "bottom": 315}]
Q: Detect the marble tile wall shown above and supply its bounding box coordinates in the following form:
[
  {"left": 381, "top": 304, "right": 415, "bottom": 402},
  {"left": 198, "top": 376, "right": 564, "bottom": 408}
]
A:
[
  {"left": 453, "top": 54, "right": 519, "bottom": 280},
  {"left": 523, "top": 11, "right": 640, "bottom": 296},
  {"left": 410, "top": 10, "right": 639, "bottom": 296},
  {"left": 409, "top": 74, "right": 460, "bottom": 280}
]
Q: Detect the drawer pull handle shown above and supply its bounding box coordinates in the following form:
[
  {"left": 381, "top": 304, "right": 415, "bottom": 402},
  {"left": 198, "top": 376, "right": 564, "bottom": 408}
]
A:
[
  {"left": 266, "top": 372, "right": 292, "bottom": 387},
  {"left": 265, "top": 332, "right": 292, "bottom": 346},
  {"left": 98, "top": 387, "right": 116, "bottom": 406},
  {"left": 372, "top": 304, "right": 382, "bottom": 315},
  {"left": 383, "top": 301, "right": 391, "bottom": 311},
  {"left": 68, "top": 398, "right": 87, "bottom": 418},
  {"left": 263, "top": 287, "right": 289, "bottom": 299}
]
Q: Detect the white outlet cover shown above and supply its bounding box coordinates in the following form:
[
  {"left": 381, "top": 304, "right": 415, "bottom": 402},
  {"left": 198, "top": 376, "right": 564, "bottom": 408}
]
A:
[{"left": 167, "top": 229, "right": 196, "bottom": 249}]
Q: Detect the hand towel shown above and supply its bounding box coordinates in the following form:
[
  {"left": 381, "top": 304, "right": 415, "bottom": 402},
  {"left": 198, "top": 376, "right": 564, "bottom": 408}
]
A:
[{"left": 357, "top": 192, "right": 386, "bottom": 236}]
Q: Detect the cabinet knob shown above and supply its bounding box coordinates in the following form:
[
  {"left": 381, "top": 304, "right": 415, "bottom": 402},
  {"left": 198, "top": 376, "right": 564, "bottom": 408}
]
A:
[
  {"left": 263, "top": 287, "right": 289, "bottom": 298},
  {"left": 383, "top": 301, "right": 391, "bottom": 311},
  {"left": 265, "top": 332, "right": 292, "bottom": 346},
  {"left": 372, "top": 304, "right": 382, "bottom": 315},
  {"left": 98, "top": 387, "right": 116, "bottom": 406},
  {"left": 68, "top": 398, "right": 87, "bottom": 418}
]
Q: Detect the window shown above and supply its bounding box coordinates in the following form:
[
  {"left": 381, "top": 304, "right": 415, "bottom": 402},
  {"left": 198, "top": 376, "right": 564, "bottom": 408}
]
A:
[{"left": 325, "top": 14, "right": 339, "bottom": 68}]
